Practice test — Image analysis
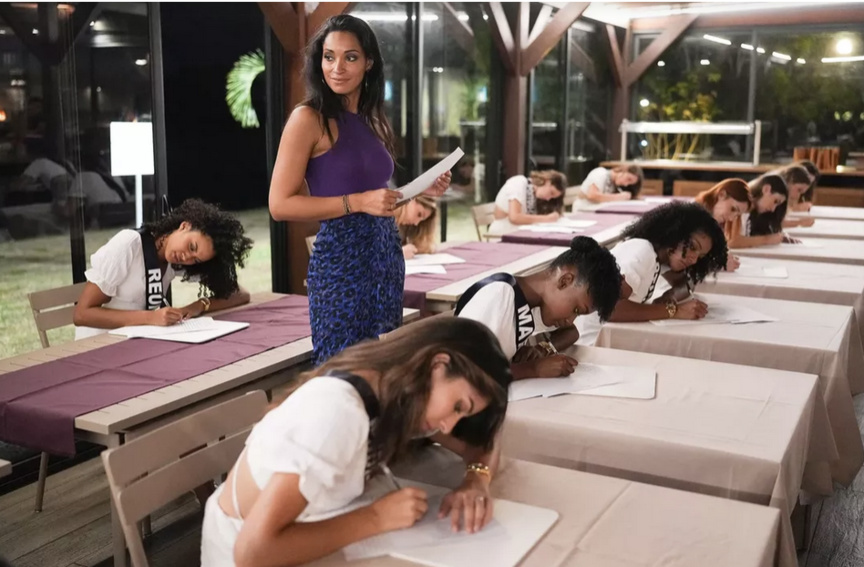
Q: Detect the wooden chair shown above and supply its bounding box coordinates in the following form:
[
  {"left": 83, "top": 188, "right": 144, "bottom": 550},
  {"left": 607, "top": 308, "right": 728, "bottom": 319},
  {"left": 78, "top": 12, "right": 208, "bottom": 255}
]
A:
[
  {"left": 26, "top": 281, "right": 86, "bottom": 511},
  {"left": 102, "top": 390, "right": 269, "bottom": 567},
  {"left": 672, "top": 180, "right": 715, "bottom": 197},
  {"left": 28, "top": 282, "right": 86, "bottom": 349},
  {"left": 305, "top": 235, "right": 316, "bottom": 256},
  {"left": 471, "top": 202, "right": 497, "bottom": 241},
  {"left": 563, "top": 186, "right": 582, "bottom": 207}
]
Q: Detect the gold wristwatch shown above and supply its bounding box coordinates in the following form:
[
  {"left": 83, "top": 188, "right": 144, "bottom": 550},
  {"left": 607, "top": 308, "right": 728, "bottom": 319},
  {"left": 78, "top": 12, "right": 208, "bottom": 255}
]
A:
[
  {"left": 466, "top": 462, "right": 492, "bottom": 479},
  {"left": 665, "top": 300, "right": 677, "bottom": 319}
]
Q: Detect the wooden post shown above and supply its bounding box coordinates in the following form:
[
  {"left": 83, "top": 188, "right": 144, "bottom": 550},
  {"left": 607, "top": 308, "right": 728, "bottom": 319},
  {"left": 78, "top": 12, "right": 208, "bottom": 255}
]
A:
[
  {"left": 487, "top": 2, "right": 587, "bottom": 178},
  {"left": 259, "top": 2, "right": 354, "bottom": 295}
]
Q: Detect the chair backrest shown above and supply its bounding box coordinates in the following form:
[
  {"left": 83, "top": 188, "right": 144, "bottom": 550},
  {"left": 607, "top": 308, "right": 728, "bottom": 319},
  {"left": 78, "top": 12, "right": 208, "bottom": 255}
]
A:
[
  {"left": 101, "top": 390, "right": 269, "bottom": 567},
  {"left": 672, "top": 180, "right": 715, "bottom": 197},
  {"left": 27, "top": 282, "right": 87, "bottom": 348},
  {"left": 471, "top": 202, "right": 497, "bottom": 240},
  {"left": 563, "top": 186, "right": 582, "bottom": 207},
  {"left": 305, "top": 235, "right": 316, "bottom": 256}
]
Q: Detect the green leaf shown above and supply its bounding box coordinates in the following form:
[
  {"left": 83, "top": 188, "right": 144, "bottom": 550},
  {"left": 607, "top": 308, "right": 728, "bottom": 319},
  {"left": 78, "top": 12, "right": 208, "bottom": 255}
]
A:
[{"left": 226, "top": 49, "right": 266, "bottom": 129}]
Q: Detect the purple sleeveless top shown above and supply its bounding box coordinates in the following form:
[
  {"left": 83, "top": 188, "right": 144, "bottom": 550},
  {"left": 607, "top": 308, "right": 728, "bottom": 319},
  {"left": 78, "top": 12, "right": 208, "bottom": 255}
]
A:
[{"left": 305, "top": 112, "right": 394, "bottom": 197}]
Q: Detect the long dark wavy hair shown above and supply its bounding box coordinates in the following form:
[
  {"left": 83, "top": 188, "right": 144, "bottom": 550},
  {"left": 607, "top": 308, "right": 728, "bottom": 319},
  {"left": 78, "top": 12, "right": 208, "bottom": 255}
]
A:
[
  {"left": 748, "top": 174, "right": 789, "bottom": 236},
  {"left": 302, "top": 15, "right": 395, "bottom": 157},
  {"left": 621, "top": 201, "right": 728, "bottom": 284},
  {"left": 277, "top": 317, "right": 512, "bottom": 472},
  {"left": 143, "top": 199, "right": 253, "bottom": 299}
]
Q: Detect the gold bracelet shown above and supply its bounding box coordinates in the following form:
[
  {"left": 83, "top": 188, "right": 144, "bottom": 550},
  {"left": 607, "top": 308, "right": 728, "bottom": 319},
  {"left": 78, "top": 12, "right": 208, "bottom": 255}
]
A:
[
  {"left": 466, "top": 463, "right": 492, "bottom": 479},
  {"left": 199, "top": 297, "right": 211, "bottom": 312},
  {"left": 665, "top": 300, "right": 677, "bottom": 319},
  {"left": 342, "top": 194, "right": 352, "bottom": 216}
]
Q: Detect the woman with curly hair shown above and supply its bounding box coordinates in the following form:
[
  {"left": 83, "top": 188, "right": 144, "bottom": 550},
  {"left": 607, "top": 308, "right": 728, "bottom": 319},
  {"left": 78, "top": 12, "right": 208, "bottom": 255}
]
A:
[
  {"left": 396, "top": 195, "right": 437, "bottom": 259},
  {"left": 73, "top": 198, "right": 253, "bottom": 339},
  {"left": 605, "top": 202, "right": 727, "bottom": 325}
]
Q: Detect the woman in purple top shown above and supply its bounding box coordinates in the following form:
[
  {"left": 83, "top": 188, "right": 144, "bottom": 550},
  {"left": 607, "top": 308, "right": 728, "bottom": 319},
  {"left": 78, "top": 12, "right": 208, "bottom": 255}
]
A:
[{"left": 269, "top": 15, "right": 448, "bottom": 363}]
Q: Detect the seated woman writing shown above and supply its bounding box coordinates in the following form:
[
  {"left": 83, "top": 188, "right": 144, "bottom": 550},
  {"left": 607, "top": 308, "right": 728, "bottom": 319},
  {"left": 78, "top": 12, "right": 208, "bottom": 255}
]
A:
[
  {"left": 487, "top": 170, "right": 566, "bottom": 235},
  {"left": 396, "top": 195, "right": 437, "bottom": 259},
  {"left": 201, "top": 317, "right": 512, "bottom": 566},
  {"left": 455, "top": 236, "right": 622, "bottom": 379},
  {"left": 726, "top": 174, "right": 789, "bottom": 249},
  {"left": 73, "top": 198, "right": 253, "bottom": 338},
  {"left": 577, "top": 163, "right": 643, "bottom": 204},
  {"left": 576, "top": 202, "right": 727, "bottom": 345},
  {"left": 694, "top": 178, "right": 752, "bottom": 271}
]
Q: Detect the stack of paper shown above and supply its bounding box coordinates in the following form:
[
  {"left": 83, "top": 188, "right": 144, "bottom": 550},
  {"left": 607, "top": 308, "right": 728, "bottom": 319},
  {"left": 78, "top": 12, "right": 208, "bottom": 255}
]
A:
[
  {"left": 110, "top": 317, "right": 249, "bottom": 343},
  {"left": 509, "top": 363, "right": 656, "bottom": 401},
  {"left": 343, "top": 480, "right": 558, "bottom": 567}
]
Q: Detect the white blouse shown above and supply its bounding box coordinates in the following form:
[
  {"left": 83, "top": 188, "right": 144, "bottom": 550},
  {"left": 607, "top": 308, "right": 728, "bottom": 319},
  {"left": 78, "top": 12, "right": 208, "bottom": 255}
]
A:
[
  {"left": 200, "top": 376, "right": 372, "bottom": 566},
  {"left": 489, "top": 176, "right": 532, "bottom": 235},
  {"left": 76, "top": 229, "right": 177, "bottom": 339},
  {"left": 456, "top": 279, "right": 552, "bottom": 361},
  {"left": 576, "top": 238, "right": 661, "bottom": 346}
]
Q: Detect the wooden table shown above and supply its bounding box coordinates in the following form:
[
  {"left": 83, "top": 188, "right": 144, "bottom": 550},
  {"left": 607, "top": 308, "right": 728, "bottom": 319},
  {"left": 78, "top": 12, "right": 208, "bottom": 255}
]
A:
[
  {"left": 699, "top": 257, "right": 864, "bottom": 340},
  {"left": 732, "top": 237, "right": 864, "bottom": 266},
  {"left": 503, "top": 346, "right": 826, "bottom": 567},
  {"left": 0, "top": 293, "right": 418, "bottom": 567},
  {"left": 786, "top": 218, "right": 864, "bottom": 240},
  {"left": 791, "top": 206, "right": 864, "bottom": 222},
  {"left": 311, "top": 450, "right": 782, "bottom": 567},
  {"left": 595, "top": 293, "right": 864, "bottom": 490},
  {"left": 420, "top": 246, "right": 568, "bottom": 312}
]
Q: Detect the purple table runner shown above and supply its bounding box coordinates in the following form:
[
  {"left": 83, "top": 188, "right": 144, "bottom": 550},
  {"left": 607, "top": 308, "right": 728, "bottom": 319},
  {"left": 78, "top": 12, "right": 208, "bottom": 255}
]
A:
[
  {"left": 0, "top": 295, "right": 311, "bottom": 456},
  {"left": 502, "top": 213, "right": 637, "bottom": 247},
  {"left": 403, "top": 242, "right": 550, "bottom": 311}
]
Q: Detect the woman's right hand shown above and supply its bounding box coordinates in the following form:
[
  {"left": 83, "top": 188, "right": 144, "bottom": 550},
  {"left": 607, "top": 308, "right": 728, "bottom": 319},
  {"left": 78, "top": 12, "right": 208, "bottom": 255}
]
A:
[
  {"left": 531, "top": 354, "right": 578, "bottom": 377},
  {"left": 354, "top": 188, "right": 403, "bottom": 217},
  {"left": 370, "top": 487, "right": 428, "bottom": 532},
  {"left": 616, "top": 191, "right": 633, "bottom": 201},
  {"left": 674, "top": 299, "right": 708, "bottom": 320},
  {"left": 766, "top": 233, "right": 784, "bottom": 245},
  {"left": 543, "top": 211, "right": 561, "bottom": 223},
  {"left": 148, "top": 307, "right": 184, "bottom": 326},
  {"left": 402, "top": 244, "right": 418, "bottom": 259}
]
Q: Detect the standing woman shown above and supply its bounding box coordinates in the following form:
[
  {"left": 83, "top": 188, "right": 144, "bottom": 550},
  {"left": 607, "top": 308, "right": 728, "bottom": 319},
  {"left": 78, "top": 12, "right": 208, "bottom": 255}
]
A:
[{"left": 269, "top": 15, "right": 448, "bottom": 363}]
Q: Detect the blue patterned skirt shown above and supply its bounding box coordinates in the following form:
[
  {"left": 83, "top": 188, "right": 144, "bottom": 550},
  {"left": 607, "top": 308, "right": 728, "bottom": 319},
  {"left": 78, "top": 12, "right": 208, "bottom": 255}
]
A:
[{"left": 307, "top": 213, "right": 405, "bottom": 364}]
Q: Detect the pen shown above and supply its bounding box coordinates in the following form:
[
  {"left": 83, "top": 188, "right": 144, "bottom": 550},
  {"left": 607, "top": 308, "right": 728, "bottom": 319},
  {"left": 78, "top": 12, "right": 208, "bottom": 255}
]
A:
[{"left": 380, "top": 463, "right": 402, "bottom": 491}]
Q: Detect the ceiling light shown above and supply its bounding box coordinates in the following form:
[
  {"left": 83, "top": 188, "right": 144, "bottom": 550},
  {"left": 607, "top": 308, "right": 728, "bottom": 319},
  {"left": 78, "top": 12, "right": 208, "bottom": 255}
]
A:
[
  {"left": 741, "top": 44, "right": 754, "bottom": 51},
  {"left": 836, "top": 38, "right": 854, "bottom": 55},
  {"left": 703, "top": 34, "right": 731, "bottom": 46},
  {"left": 700, "top": 59, "right": 710, "bottom": 65},
  {"left": 772, "top": 52, "right": 791, "bottom": 61},
  {"left": 822, "top": 55, "right": 864, "bottom": 63}
]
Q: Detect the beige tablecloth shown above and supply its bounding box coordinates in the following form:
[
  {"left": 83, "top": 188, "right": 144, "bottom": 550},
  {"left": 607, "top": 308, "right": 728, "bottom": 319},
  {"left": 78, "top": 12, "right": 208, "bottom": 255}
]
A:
[
  {"left": 700, "top": 257, "right": 864, "bottom": 341},
  {"left": 597, "top": 293, "right": 864, "bottom": 488},
  {"left": 786, "top": 218, "right": 864, "bottom": 240},
  {"left": 503, "top": 346, "right": 828, "bottom": 567},
  {"left": 791, "top": 206, "right": 864, "bottom": 222},
  {"left": 732, "top": 237, "right": 864, "bottom": 266},
  {"left": 310, "top": 450, "right": 781, "bottom": 567}
]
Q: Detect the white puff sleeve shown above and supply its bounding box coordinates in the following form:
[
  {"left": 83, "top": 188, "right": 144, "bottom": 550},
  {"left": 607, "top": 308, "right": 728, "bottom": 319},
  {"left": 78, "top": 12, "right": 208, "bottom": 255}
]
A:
[
  {"left": 612, "top": 238, "right": 658, "bottom": 302},
  {"left": 245, "top": 377, "right": 371, "bottom": 505},
  {"left": 84, "top": 229, "right": 140, "bottom": 297}
]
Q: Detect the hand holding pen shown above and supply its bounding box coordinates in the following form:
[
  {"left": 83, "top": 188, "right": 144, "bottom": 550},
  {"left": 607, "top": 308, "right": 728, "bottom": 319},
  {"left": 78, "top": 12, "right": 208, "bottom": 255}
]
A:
[{"left": 369, "top": 463, "right": 428, "bottom": 532}]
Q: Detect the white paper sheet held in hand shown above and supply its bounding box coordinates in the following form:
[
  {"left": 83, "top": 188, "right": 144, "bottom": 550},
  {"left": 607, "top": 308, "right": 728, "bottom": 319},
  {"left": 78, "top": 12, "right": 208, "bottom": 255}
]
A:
[
  {"left": 509, "top": 362, "right": 655, "bottom": 401},
  {"left": 343, "top": 480, "right": 558, "bottom": 567},
  {"left": 396, "top": 147, "right": 464, "bottom": 204},
  {"left": 406, "top": 253, "right": 466, "bottom": 267}
]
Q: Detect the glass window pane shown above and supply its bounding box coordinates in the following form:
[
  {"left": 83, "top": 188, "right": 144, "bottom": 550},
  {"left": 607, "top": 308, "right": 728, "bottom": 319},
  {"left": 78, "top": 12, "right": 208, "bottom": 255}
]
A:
[{"left": 422, "top": 2, "right": 490, "bottom": 242}]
